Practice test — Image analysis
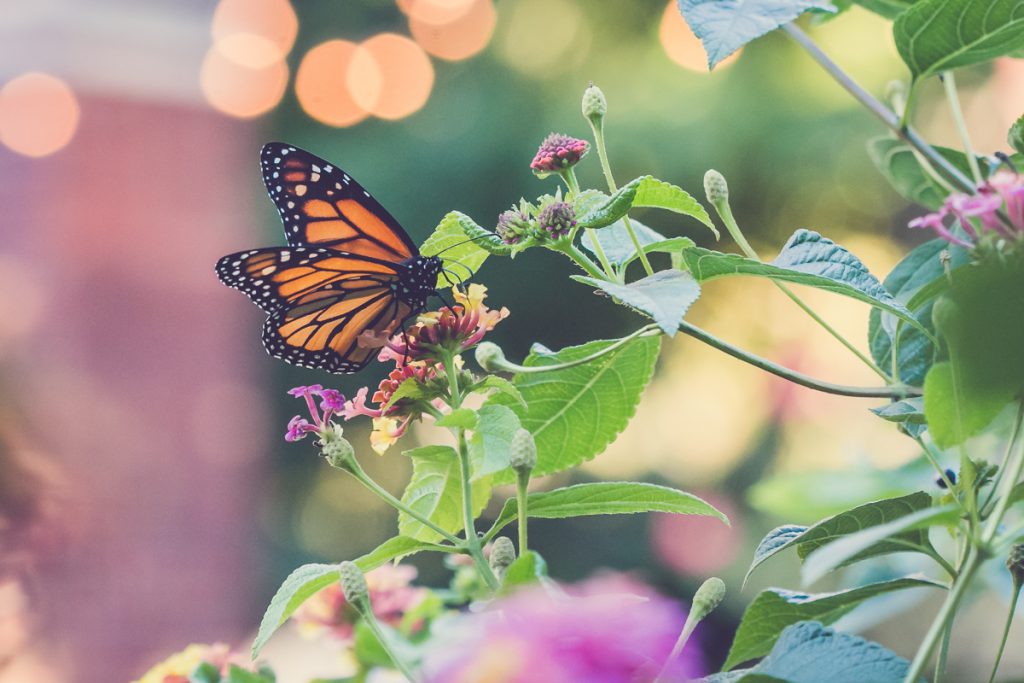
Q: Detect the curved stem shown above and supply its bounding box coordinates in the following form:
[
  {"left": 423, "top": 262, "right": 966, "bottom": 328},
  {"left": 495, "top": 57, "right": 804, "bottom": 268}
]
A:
[
  {"left": 941, "top": 72, "right": 982, "bottom": 184},
  {"left": 360, "top": 609, "right": 421, "bottom": 683},
  {"left": 516, "top": 469, "right": 530, "bottom": 553},
  {"left": 556, "top": 241, "right": 607, "bottom": 279},
  {"left": 982, "top": 401, "right": 1024, "bottom": 545},
  {"left": 986, "top": 583, "right": 1021, "bottom": 683}
]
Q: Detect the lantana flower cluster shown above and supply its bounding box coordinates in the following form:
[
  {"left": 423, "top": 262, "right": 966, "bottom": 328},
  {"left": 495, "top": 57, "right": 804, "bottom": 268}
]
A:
[
  {"left": 131, "top": 643, "right": 256, "bottom": 683},
  {"left": 495, "top": 191, "right": 579, "bottom": 247},
  {"left": 909, "top": 170, "right": 1024, "bottom": 251}
]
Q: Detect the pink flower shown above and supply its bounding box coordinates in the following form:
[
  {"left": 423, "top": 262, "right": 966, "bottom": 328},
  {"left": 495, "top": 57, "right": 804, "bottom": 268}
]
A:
[
  {"left": 531, "top": 133, "right": 589, "bottom": 174},
  {"left": 292, "top": 564, "right": 428, "bottom": 643},
  {"left": 536, "top": 201, "right": 576, "bottom": 240},
  {"left": 909, "top": 171, "right": 1024, "bottom": 248},
  {"left": 283, "top": 385, "right": 345, "bottom": 442},
  {"left": 422, "top": 575, "right": 704, "bottom": 683}
]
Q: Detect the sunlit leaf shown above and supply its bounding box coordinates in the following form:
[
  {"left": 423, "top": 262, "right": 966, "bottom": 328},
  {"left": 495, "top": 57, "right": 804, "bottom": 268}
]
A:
[{"left": 399, "top": 445, "right": 491, "bottom": 542}]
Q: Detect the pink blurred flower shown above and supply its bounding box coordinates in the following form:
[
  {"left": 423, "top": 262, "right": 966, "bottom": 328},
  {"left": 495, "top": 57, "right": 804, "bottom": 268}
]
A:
[
  {"left": 423, "top": 575, "right": 703, "bottom": 683},
  {"left": 909, "top": 171, "right": 1024, "bottom": 248},
  {"left": 292, "top": 564, "right": 428, "bottom": 642},
  {"left": 531, "top": 133, "right": 589, "bottom": 174}
]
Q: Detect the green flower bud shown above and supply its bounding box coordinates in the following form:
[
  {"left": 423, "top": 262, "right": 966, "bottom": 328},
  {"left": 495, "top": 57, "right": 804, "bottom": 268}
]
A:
[
  {"left": 475, "top": 341, "right": 507, "bottom": 372},
  {"left": 489, "top": 536, "right": 516, "bottom": 578},
  {"left": 509, "top": 428, "right": 537, "bottom": 472},
  {"left": 1008, "top": 544, "right": 1024, "bottom": 587},
  {"left": 338, "top": 561, "right": 369, "bottom": 611},
  {"left": 321, "top": 427, "right": 355, "bottom": 470},
  {"left": 690, "top": 577, "right": 726, "bottom": 622},
  {"left": 703, "top": 170, "right": 729, "bottom": 207},
  {"left": 582, "top": 82, "right": 607, "bottom": 127}
]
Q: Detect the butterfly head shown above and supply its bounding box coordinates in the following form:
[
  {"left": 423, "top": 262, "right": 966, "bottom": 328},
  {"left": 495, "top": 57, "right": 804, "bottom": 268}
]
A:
[{"left": 396, "top": 255, "right": 443, "bottom": 309}]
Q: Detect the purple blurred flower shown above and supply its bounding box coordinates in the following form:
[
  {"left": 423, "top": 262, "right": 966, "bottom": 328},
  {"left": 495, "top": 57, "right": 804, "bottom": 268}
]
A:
[
  {"left": 422, "top": 575, "right": 704, "bottom": 683},
  {"left": 283, "top": 385, "right": 345, "bottom": 443},
  {"left": 908, "top": 171, "right": 1024, "bottom": 248},
  {"left": 531, "top": 133, "right": 589, "bottom": 174}
]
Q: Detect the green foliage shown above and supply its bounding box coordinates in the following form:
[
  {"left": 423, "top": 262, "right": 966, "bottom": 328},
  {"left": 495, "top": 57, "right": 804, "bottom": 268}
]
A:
[
  {"left": 745, "top": 492, "right": 936, "bottom": 584},
  {"left": 492, "top": 336, "right": 661, "bottom": 478},
  {"left": 502, "top": 550, "right": 548, "bottom": 590},
  {"left": 849, "top": 0, "right": 915, "bottom": 19},
  {"left": 399, "top": 445, "right": 491, "bottom": 541},
  {"left": 870, "top": 397, "right": 926, "bottom": 437},
  {"left": 894, "top": 0, "right": 1024, "bottom": 83},
  {"left": 706, "top": 621, "right": 920, "bottom": 683},
  {"left": 676, "top": 0, "right": 836, "bottom": 69},
  {"left": 723, "top": 578, "right": 944, "bottom": 670},
  {"left": 1011, "top": 113, "right": 1024, "bottom": 155},
  {"left": 866, "top": 138, "right": 980, "bottom": 210},
  {"left": 467, "top": 403, "right": 520, "bottom": 478},
  {"left": 486, "top": 481, "right": 727, "bottom": 539},
  {"left": 576, "top": 175, "right": 716, "bottom": 237},
  {"left": 434, "top": 408, "right": 478, "bottom": 429},
  {"left": 923, "top": 361, "right": 1013, "bottom": 448},
  {"left": 574, "top": 269, "right": 701, "bottom": 335},
  {"left": 582, "top": 219, "right": 695, "bottom": 267},
  {"left": 468, "top": 375, "right": 527, "bottom": 409},
  {"left": 420, "top": 211, "right": 497, "bottom": 286}
]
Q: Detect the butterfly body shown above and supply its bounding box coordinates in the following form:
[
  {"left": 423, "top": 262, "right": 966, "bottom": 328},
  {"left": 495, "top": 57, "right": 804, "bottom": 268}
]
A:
[{"left": 216, "top": 143, "right": 443, "bottom": 374}]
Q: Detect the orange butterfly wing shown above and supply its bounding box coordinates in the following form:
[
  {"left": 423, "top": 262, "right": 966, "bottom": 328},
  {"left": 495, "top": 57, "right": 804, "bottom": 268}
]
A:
[{"left": 261, "top": 142, "right": 417, "bottom": 263}]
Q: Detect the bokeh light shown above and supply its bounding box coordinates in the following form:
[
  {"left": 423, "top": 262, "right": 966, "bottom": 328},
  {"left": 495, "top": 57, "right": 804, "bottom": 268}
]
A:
[
  {"left": 200, "top": 46, "right": 288, "bottom": 119},
  {"left": 659, "top": 1, "right": 740, "bottom": 72},
  {"left": 499, "top": 0, "right": 591, "bottom": 77},
  {"left": 409, "top": 0, "right": 496, "bottom": 61},
  {"left": 349, "top": 33, "right": 435, "bottom": 120},
  {"left": 211, "top": 0, "right": 298, "bottom": 67},
  {"left": 397, "top": 0, "right": 475, "bottom": 25},
  {"left": 295, "top": 39, "right": 369, "bottom": 128},
  {"left": 0, "top": 73, "right": 80, "bottom": 158}
]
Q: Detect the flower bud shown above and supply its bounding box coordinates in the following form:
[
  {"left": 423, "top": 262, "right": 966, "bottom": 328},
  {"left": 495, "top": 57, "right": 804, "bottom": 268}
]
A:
[
  {"left": 1008, "top": 544, "right": 1024, "bottom": 587},
  {"left": 496, "top": 208, "right": 533, "bottom": 246},
  {"left": 536, "top": 201, "right": 576, "bottom": 240},
  {"left": 690, "top": 577, "right": 726, "bottom": 622},
  {"left": 582, "top": 82, "right": 607, "bottom": 127},
  {"left": 321, "top": 427, "right": 355, "bottom": 470},
  {"left": 703, "top": 170, "right": 729, "bottom": 207},
  {"left": 338, "top": 561, "right": 370, "bottom": 611},
  {"left": 531, "top": 134, "right": 589, "bottom": 176},
  {"left": 475, "top": 341, "right": 508, "bottom": 372},
  {"left": 509, "top": 428, "right": 537, "bottom": 472},
  {"left": 489, "top": 537, "right": 516, "bottom": 578}
]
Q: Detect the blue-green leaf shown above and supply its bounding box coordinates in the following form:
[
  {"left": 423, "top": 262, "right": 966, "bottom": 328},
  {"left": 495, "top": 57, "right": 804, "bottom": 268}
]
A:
[
  {"left": 866, "top": 138, "right": 981, "bottom": 210},
  {"left": 870, "top": 397, "right": 927, "bottom": 437},
  {"left": 582, "top": 219, "right": 695, "bottom": 267},
  {"left": 573, "top": 269, "right": 701, "bottom": 336}
]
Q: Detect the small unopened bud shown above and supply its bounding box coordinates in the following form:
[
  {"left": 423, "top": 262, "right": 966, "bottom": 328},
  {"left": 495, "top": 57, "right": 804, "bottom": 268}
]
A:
[
  {"left": 1008, "top": 544, "right": 1024, "bottom": 586},
  {"left": 703, "top": 170, "right": 729, "bottom": 207},
  {"left": 690, "top": 577, "right": 726, "bottom": 622},
  {"left": 509, "top": 428, "right": 537, "bottom": 472},
  {"left": 321, "top": 428, "right": 355, "bottom": 470},
  {"left": 582, "top": 82, "right": 607, "bottom": 127},
  {"left": 475, "top": 342, "right": 507, "bottom": 372},
  {"left": 489, "top": 537, "right": 516, "bottom": 578},
  {"left": 338, "top": 561, "right": 369, "bottom": 611}
]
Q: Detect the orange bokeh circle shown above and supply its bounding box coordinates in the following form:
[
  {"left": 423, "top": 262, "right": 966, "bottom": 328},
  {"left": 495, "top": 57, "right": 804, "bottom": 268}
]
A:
[
  {"left": 397, "top": 0, "right": 475, "bottom": 26},
  {"left": 200, "top": 46, "right": 288, "bottom": 119},
  {"left": 295, "top": 40, "right": 369, "bottom": 128},
  {"left": 659, "top": 1, "right": 740, "bottom": 72},
  {"left": 212, "top": 0, "right": 298, "bottom": 65},
  {"left": 0, "top": 72, "right": 80, "bottom": 157},
  {"left": 409, "top": 0, "right": 496, "bottom": 61},
  {"left": 348, "top": 33, "right": 435, "bottom": 120}
]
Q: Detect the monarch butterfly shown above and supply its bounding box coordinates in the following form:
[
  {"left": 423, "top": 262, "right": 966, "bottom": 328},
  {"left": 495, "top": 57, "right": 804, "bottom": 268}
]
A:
[{"left": 216, "top": 142, "right": 446, "bottom": 373}]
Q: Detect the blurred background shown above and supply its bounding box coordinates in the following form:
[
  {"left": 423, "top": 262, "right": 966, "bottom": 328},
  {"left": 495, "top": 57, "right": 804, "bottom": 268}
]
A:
[{"left": 1, "top": 1, "right": 1022, "bottom": 681}]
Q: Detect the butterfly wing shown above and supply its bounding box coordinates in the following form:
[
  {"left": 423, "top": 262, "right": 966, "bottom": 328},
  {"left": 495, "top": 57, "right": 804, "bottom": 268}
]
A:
[
  {"left": 216, "top": 246, "right": 416, "bottom": 373},
  {"left": 261, "top": 142, "right": 418, "bottom": 262}
]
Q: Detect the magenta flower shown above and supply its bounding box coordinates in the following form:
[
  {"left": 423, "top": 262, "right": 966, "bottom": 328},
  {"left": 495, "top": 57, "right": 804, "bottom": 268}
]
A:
[
  {"left": 496, "top": 208, "right": 532, "bottom": 245},
  {"left": 531, "top": 133, "right": 589, "bottom": 174},
  {"left": 909, "top": 171, "right": 1024, "bottom": 248},
  {"left": 283, "top": 385, "right": 345, "bottom": 442},
  {"left": 422, "top": 575, "right": 704, "bottom": 683},
  {"left": 537, "top": 201, "right": 576, "bottom": 240}
]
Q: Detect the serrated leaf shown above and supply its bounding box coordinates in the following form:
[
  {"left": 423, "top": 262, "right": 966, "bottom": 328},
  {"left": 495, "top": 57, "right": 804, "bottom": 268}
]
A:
[
  {"left": 724, "top": 578, "right": 944, "bottom": 670},
  {"left": 894, "top": 0, "right": 1024, "bottom": 83},
  {"left": 802, "top": 504, "right": 959, "bottom": 585},
  {"left": 705, "top": 621, "right": 921, "bottom": 683},
  {"left": 574, "top": 269, "right": 701, "bottom": 336},
  {"left": 467, "top": 403, "right": 520, "bottom": 479},
  {"left": 420, "top": 211, "right": 496, "bottom": 287},
  {"left": 582, "top": 219, "right": 695, "bottom": 267},
  {"left": 1011, "top": 113, "right": 1024, "bottom": 155},
  {"left": 577, "top": 176, "right": 715, "bottom": 237},
  {"left": 745, "top": 492, "right": 936, "bottom": 585},
  {"left": 870, "top": 397, "right": 927, "bottom": 437},
  {"left": 383, "top": 377, "right": 433, "bottom": 411},
  {"left": 867, "top": 138, "right": 980, "bottom": 210},
  {"left": 923, "top": 361, "right": 1014, "bottom": 448},
  {"left": 399, "top": 445, "right": 490, "bottom": 542},
  {"left": 486, "top": 481, "right": 727, "bottom": 540},
  {"left": 677, "top": 0, "right": 836, "bottom": 69},
  {"left": 435, "top": 408, "right": 478, "bottom": 429},
  {"left": 684, "top": 230, "right": 926, "bottom": 336},
  {"left": 469, "top": 375, "right": 526, "bottom": 410},
  {"left": 490, "top": 336, "right": 661, "bottom": 479}
]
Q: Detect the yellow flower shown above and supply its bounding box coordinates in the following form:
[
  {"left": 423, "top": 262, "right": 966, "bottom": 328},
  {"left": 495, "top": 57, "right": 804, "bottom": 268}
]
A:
[
  {"left": 371, "top": 416, "right": 406, "bottom": 455},
  {"left": 131, "top": 643, "right": 230, "bottom": 683}
]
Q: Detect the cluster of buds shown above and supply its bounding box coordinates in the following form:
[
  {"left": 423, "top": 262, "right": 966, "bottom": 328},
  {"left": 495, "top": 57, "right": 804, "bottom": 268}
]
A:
[
  {"left": 496, "top": 206, "right": 533, "bottom": 245},
  {"left": 909, "top": 170, "right": 1024, "bottom": 252},
  {"left": 530, "top": 132, "right": 589, "bottom": 175},
  {"left": 537, "top": 200, "right": 576, "bottom": 240}
]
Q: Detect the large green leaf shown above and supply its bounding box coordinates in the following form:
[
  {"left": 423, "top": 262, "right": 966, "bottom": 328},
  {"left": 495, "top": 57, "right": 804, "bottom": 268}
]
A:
[
  {"left": 467, "top": 403, "right": 520, "bottom": 479},
  {"left": 581, "top": 219, "right": 695, "bottom": 267},
  {"left": 1011, "top": 113, "right": 1024, "bottom": 155},
  {"left": 399, "top": 445, "right": 491, "bottom": 542},
  {"left": 576, "top": 175, "right": 716, "bottom": 237},
  {"left": 922, "top": 361, "right": 1014, "bottom": 448},
  {"left": 894, "top": 0, "right": 1024, "bottom": 82},
  {"left": 850, "top": 0, "right": 916, "bottom": 19},
  {"left": 485, "top": 481, "right": 727, "bottom": 540},
  {"left": 574, "top": 269, "right": 701, "bottom": 336},
  {"left": 704, "top": 621, "right": 921, "bottom": 683},
  {"left": 420, "top": 211, "right": 499, "bottom": 287},
  {"left": 744, "top": 492, "right": 936, "bottom": 585},
  {"left": 866, "top": 138, "right": 980, "bottom": 210},
  {"left": 677, "top": 0, "right": 836, "bottom": 69},
  {"left": 723, "top": 578, "right": 944, "bottom": 670},
  {"left": 684, "top": 230, "right": 927, "bottom": 336},
  {"left": 492, "top": 336, "right": 661, "bottom": 478},
  {"left": 801, "top": 504, "right": 958, "bottom": 585}
]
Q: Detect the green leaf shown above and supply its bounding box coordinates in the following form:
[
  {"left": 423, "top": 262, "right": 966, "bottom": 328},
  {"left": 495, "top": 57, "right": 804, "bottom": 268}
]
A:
[
  {"left": 870, "top": 397, "right": 927, "bottom": 438},
  {"left": 420, "top": 211, "right": 497, "bottom": 287},
  {"left": 745, "top": 492, "right": 936, "bottom": 585},
  {"left": 866, "top": 138, "right": 980, "bottom": 210},
  {"left": 467, "top": 403, "right": 520, "bottom": 479},
  {"left": 581, "top": 219, "right": 695, "bottom": 267},
  {"left": 684, "top": 230, "right": 926, "bottom": 336},
  {"left": 226, "top": 666, "right": 275, "bottom": 683},
  {"left": 435, "top": 408, "right": 478, "bottom": 429},
  {"left": 354, "top": 534, "right": 455, "bottom": 568},
  {"left": 723, "top": 578, "right": 944, "bottom": 670},
  {"left": 190, "top": 663, "right": 221, "bottom": 683},
  {"left": 491, "top": 336, "right": 661, "bottom": 479},
  {"left": 1011, "top": 113, "right": 1024, "bottom": 155},
  {"left": 573, "top": 269, "right": 701, "bottom": 336},
  {"left": 577, "top": 176, "right": 716, "bottom": 238},
  {"left": 677, "top": 0, "right": 836, "bottom": 70},
  {"left": 486, "top": 482, "right": 727, "bottom": 539},
  {"left": 923, "top": 361, "right": 1014, "bottom": 448},
  {"left": 801, "top": 504, "right": 959, "bottom": 585},
  {"left": 894, "top": 0, "right": 1024, "bottom": 83},
  {"left": 849, "top": 0, "right": 916, "bottom": 19},
  {"left": 383, "top": 377, "right": 433, "bottom": 411},
  {"left": 469, "top": 375, "right": 527, "bottom": 410},
  {"left": 502, "top": 550, "right": 548, "bottom": 590},
  {"left": 705, "top": 621, "right": 921, "bottom": 683},
  {"left": 399, "top": 445, "right": 490, "bottom": 542}
]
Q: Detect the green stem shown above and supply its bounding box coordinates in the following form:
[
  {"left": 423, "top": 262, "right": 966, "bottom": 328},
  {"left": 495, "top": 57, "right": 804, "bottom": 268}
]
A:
[
  {"left": 561, "top": 169, "right": 616, "bottom": 279},
  {"left": 516, "top": 469, "right": 530, "bottom": 553},
  {"left": 941, "top": 72, "right": 982, "bottom": 185},
  {"left": 914, "top": 434, "right": 962, "bottom": 512},
  {"left": 654, "top": 614, "right": 700, "bottom": 683},
  {"left": 934, "top": 620, "right": 952, "bottom": 683},
  {"left": 588, "top": 118, "right": 654, "bottom": 276},
  {"left": 493, "top": 323, "right": 661, "bottom": 374},
  {"left": 987, "top": 582, "right": 1021, "bottom": 683},
  {"left": 360, "top": 609, "right": 421, "bottom": 683},
  {"left": 677, "top": 319, "right": 921, "bottom": 399},
  {"left": 556, "top": 241, "right": 607, "bottom": 279},
  {"left": 982, "top": 401, "right": 1024, "bottom": 545}
]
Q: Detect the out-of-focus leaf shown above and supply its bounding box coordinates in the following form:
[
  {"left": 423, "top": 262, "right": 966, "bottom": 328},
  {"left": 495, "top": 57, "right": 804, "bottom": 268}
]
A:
[{"left": 574, "top": 269, "right": 701, "bottom": 336}]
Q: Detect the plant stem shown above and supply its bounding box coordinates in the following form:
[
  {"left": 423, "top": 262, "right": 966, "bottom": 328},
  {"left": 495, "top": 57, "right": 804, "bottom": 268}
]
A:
[
  {"left": 941, "top": 72, "right": 982, "bottom": 184},
  {"left": 986, "top": 582, "right": 1021, "bottom": 683},
  {"left": 934, "top": 620, "right": 952, "bottom": 683},
  {"left": 516, "top": 469, "right": 530, "bottom": 553},
  {"left": 676, "top": 318, "right": 920, "bottom": 398},
  {"left": 782, "top": 23, "right": 974, "bottom": 194},
  {"left": 494, "top": 323, "right": 661, "bottom": 374},
  {"left": 654, "top": 614, "right": 700, "bottom": 683},
  {"left": 345, "top": 458, "right": 462, "bottom": 545},
  {"left": 556, "top": 241, "right": 607, "bottom": 279},
  {"left": 360, "top": 610, "right": 421, "bottom": 683},
  {"left": 588, "top": 118, "right": 655, "bottom": 276},
  {"left": 982, "top": 401, "right": 1024, "bottom": 545},
  {"left": 913, "top": 434, "right": 962, "bottom": 511},
  {"left": 563, "top": 168, "right": 616, "bottom": 279}
]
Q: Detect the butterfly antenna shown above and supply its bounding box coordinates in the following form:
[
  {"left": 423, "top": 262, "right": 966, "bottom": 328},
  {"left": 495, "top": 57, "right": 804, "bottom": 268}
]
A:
[
  {"left": 432, "top": 288, "right": 457, "bottom": 314},
  {"left": 442, "top": 266, "right": 466, "bottom": 291},
  {"left": 434, "top": 233, "right": 496, "bottom": 255},
  {"left": 441, "top": 257, "right": 474, "bottom": 280}
]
